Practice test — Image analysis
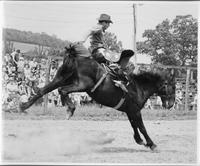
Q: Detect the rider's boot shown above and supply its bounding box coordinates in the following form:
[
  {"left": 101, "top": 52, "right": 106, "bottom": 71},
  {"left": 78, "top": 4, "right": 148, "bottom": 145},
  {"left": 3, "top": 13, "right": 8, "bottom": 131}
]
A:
[{"left": 113, "top": 80, "right": 128, "bottom": 93}]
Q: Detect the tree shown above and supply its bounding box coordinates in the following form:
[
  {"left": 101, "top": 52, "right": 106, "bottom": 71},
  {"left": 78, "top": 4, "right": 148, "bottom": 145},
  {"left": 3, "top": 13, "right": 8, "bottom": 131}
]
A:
[
  {"left": 104, "top": 32, "right": 123, "bottom": 53},
  {"left": 137, "top": 15, "right": 197, "bottom": 66},
  {"left": 3, "top": 28, "right": 71, "bottom": 50},
  {"left": 3, "top": 28, "right": 71, "bottom": 58}
]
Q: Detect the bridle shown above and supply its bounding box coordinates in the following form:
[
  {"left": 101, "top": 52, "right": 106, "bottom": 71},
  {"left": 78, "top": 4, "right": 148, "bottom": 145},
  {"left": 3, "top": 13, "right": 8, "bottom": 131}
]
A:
[{"left": 158, "top": 82, "right": 174, "bottom": 98}]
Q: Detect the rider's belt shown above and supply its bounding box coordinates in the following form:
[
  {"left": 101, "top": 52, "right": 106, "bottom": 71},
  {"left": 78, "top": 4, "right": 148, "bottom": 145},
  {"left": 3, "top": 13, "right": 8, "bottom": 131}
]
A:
[{"left": 91, "top": 46, "right": 105, "bottom": 54}]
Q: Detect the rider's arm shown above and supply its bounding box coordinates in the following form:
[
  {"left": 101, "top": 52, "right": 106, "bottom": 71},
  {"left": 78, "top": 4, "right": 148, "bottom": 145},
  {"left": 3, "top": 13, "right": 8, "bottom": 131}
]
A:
[
  {"left": 81, "top": 30, "right": 92, "bottom": 43},
  {"left": 80, "top": 24, "right": 102, "bottom": 43}
]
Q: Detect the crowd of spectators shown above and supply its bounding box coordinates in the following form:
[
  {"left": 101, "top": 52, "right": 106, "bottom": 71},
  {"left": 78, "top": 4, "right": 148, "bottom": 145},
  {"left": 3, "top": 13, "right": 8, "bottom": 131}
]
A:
[{"left": 2, "top": 49, "right": 62, "bottom": 111}]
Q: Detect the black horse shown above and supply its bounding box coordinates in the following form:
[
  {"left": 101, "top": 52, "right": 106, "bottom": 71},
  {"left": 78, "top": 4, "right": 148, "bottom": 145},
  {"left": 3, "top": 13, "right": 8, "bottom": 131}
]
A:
[{"left": 19, "top": 44, "right": 176, "bottom": 150}]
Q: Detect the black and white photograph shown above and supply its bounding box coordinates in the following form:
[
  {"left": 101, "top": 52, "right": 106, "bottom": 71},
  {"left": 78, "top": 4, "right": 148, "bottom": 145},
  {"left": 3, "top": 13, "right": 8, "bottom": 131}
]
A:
[{"left": 1, "top": 1, "right": 199, "bottom": 164}]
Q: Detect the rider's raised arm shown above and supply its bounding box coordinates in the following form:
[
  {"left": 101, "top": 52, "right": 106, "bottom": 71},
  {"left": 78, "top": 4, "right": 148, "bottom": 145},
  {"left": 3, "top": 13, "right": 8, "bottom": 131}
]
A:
[
  {"left": 81, "top": 30, "right": 92, "bottom": 43},
  {"left": 81, "top": 24, "right": 103, "bottom": 43}
]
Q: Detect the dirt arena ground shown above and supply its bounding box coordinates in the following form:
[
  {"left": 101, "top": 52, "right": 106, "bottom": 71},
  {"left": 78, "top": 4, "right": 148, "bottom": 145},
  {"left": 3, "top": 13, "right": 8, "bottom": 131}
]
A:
[{"left": 2, "top": 119, "right": 197, "bottom": 164}]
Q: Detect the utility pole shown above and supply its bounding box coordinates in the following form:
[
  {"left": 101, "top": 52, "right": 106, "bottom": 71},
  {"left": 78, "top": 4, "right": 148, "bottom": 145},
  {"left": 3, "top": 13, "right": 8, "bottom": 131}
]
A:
[
  {"left": 43, "top": 56, "right": 51, "bottom": 112},
  {"left": 133, "top": 4, "right": 138, "bottom": 70}
]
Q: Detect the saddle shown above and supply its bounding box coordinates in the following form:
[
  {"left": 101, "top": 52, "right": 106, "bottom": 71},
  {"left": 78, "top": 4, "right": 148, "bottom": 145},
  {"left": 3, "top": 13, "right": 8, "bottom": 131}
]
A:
[
  {"left": 103, "top": 63, "right": 129, "bottom": 93},
  {"left": 102, "top": 49, "right": 134, "bottom": 93}
]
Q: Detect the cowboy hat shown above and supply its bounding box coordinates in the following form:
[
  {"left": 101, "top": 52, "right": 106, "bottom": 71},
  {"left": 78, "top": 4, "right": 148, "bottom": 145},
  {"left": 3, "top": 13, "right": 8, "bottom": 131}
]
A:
[{"left": 98, "top": 14, "right": 113, "bottom": 23}]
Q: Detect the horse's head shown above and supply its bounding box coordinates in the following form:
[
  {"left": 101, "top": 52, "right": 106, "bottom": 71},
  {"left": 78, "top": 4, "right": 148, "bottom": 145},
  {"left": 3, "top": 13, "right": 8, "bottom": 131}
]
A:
[{"left": 156, "top": 69, "right": 176, "bottom": 109}]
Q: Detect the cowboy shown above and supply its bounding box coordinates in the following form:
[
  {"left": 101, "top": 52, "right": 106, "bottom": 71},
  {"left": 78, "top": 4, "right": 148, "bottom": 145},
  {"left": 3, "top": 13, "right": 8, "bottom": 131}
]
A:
[
  {"left": 78, "top": 13, "right": 132, "bottom": 92},
  {"left": 80, "top": 13, "right": 112, "bottom": 63}
]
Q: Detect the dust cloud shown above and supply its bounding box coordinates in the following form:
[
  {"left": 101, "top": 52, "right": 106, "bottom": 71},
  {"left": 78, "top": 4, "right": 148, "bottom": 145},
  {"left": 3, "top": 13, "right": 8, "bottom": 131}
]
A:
[{"left": 3, "top": 128, "right": 115, "bottom": 161}]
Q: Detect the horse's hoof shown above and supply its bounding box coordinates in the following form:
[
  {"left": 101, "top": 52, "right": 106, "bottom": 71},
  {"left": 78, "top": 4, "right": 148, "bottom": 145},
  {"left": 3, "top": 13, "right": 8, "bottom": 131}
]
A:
[
  {"left": 66, "top": 112, "right": 73, "bottom": 120},
  {"left": 150, "top": 144, "right": 157, "bottom": 151},
  {"left": 137, "top": 141, "right": 145, "bottom": 146},
  {"left": 21, "top": 110, "right": 28, "bottom": 114},
  {"left": 18, "top": 102, "right": 28, "bottom": 114}
]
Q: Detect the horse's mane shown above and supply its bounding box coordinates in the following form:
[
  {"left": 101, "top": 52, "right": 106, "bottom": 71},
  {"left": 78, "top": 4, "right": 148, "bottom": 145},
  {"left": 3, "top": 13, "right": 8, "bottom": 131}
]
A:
[
  {"left": 129, "top": 71, "right": 162, "bottom": 85},
  {"left": 64, "top": 43, "right": 91, "bottom": 58}
]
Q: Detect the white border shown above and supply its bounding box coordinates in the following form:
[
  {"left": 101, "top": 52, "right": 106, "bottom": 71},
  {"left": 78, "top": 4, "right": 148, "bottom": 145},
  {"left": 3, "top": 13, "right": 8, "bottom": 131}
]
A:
[{"left": 1, "top": 1, "right": 199, "bottom": 165}]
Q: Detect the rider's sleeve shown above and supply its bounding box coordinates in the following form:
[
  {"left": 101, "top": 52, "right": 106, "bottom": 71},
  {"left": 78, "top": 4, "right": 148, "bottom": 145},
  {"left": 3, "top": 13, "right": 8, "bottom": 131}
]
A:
[
  {"left": 82, "top": 30, "right": 92, "bottom": 43},
  {"left": 82, "top": 24, "right": 103, "bottom": 43}
]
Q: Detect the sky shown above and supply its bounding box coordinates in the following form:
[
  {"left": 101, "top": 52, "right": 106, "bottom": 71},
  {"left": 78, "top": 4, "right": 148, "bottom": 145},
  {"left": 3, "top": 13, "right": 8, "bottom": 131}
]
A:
[{"left": 2, "top": 1, "right": 199, "bottom": 63}]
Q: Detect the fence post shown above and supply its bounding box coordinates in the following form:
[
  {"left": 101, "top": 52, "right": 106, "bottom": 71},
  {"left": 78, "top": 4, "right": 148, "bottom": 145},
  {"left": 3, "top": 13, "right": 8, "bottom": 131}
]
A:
[
  {"left": 43, "top": 56, "right": 51, "bottom": 112},
  {"left": 185, "top": 68, "right": 190, "bottom": 111}
]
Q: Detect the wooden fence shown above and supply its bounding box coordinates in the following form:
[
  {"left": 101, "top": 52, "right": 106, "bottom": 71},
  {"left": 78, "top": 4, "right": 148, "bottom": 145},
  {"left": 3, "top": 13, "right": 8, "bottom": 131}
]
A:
[{"left": 137, "top": 63, "right": 197, "bottom": 111}]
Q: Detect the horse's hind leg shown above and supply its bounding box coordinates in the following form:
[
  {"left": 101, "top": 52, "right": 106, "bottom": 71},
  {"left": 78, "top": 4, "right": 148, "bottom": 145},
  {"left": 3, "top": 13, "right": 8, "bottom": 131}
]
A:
[
  {"left": 19, "top": 79, "right": 62, "bottom": 112},
  {"left": 19, "top": 70, "right": 73, "bottom": 112},
  {"left": 58, "top": 88, "right": 76, "bottom": 119}
]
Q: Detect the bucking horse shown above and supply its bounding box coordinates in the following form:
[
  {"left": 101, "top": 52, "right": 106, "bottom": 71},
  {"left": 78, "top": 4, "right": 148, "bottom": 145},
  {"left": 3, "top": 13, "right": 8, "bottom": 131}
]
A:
[{"left": 19, "top": 43, "right": 176, "bottom": 151}]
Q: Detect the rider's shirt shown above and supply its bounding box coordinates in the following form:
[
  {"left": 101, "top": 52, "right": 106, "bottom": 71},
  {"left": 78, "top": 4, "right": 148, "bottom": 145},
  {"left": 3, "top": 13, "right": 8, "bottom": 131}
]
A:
[{"left": 88, "top": 24, "right": 106, "bottom": 51}]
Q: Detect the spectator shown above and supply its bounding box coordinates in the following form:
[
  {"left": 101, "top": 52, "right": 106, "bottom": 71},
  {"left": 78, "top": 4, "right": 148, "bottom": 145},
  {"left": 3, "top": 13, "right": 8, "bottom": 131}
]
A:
[
  {"left": 29, "top": 58, "right": 37, "bottom": 69},
  {"left": 176, "top": 90, "right": 183, "bottom": 101},
  {"left": 35, "top": 64, "right": 41, "bottom": 76},
  {"left": 20, "top": 92, "right": 29, "bottom": 103},
  {"left": 156, "top": 96, "right": 162, "bottom": 108},
  {"left": 37, "top": 76, "right": 45, "bottom": 88},
  {"left": 145, "top": 99, "right": 152, "bottom": 110},
  {"left": 50, "top": 66, "right": 57, "bottom": 81},
  {"left": 7, "top": 65, "right": 17, "bottom": 80},
  {"left": 24, "top": 63, "right": 31, "bottom": 79},
  {"left": 11, "top": 49, "right": 21, "bottom": 67},
  {"left": 17, "top": 56, "right": 25, "bottom": 79},
  {"left": 4, "top": 53, "right": 12, "bottom": 65},
  {"left": 18, "top": 80, "right": 28, "bottom": 95},
  {"left": 6, "top": 78, "right": 19, "bottom": 95},
  {"left": 190, "top": 93, "right": 197, "bottom": 111}
]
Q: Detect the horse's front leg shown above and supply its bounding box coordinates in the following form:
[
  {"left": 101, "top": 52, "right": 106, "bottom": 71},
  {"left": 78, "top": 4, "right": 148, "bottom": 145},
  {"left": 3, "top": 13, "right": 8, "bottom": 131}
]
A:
[
  {"left": 58, "top": 89, "right": 76, "bottom": 120},
  {"left": 126, "top": 111, "right": 145, "bottom": 146},
  {"left": 136, "top": 113, "right": 157, "bottom": 150}
]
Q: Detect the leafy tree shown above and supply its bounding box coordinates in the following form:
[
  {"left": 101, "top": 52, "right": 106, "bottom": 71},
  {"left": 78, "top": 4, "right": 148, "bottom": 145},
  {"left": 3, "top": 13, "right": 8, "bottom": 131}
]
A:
[
  {"left": 104, "top": 32, "right": 123, "bottom": 53},
  {"left": 3, "top": 28, "right": 70, "bottom": 50},
  {"left": 137, "top": 15, "right": 197, "bottom": 66}
]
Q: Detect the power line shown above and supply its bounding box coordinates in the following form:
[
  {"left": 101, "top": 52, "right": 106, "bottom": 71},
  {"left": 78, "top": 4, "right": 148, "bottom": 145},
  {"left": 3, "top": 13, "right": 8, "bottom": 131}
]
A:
[
  {"left": 4, "top": 14, "right": 75, "bottom": 24},
  {"left": 4, "top": 14, "right": 133, "bottom": 24}
]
